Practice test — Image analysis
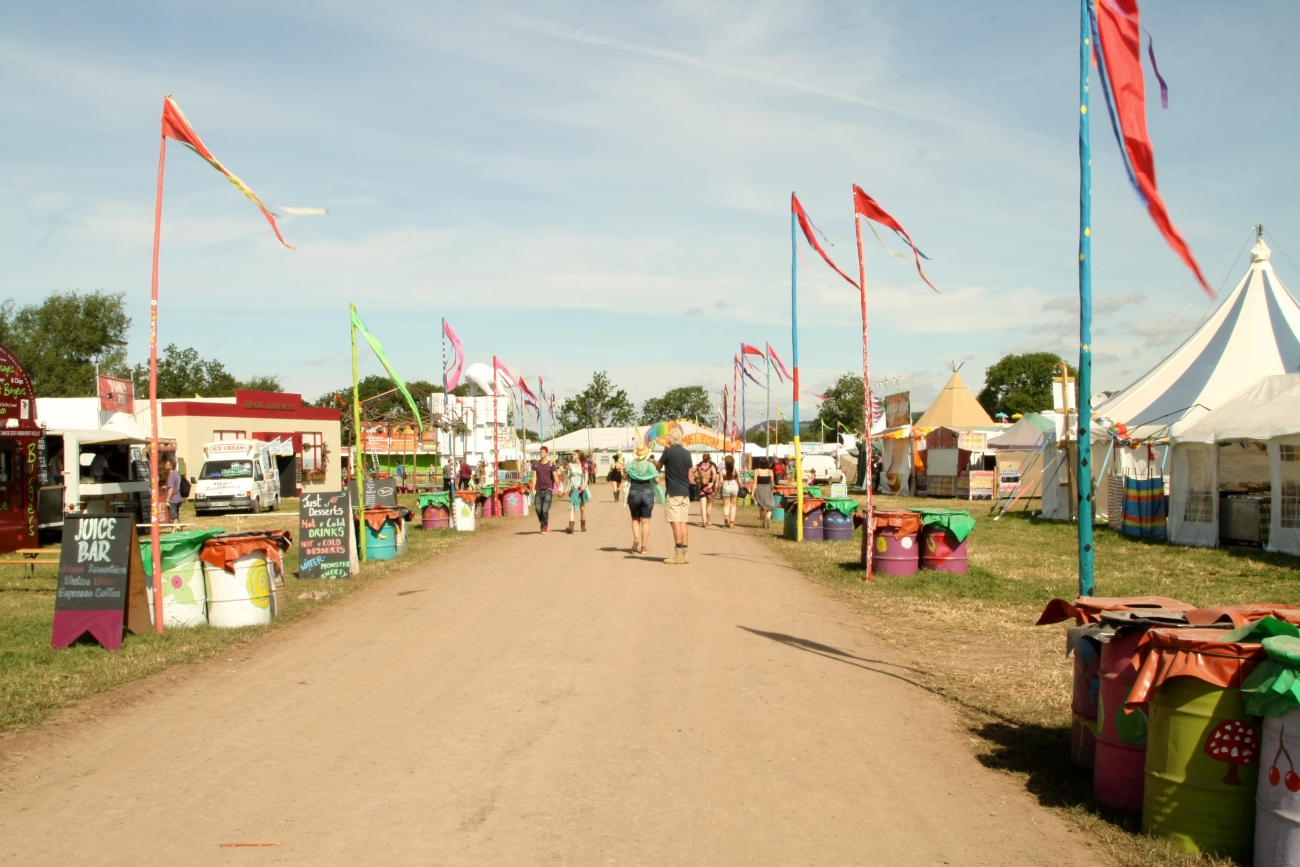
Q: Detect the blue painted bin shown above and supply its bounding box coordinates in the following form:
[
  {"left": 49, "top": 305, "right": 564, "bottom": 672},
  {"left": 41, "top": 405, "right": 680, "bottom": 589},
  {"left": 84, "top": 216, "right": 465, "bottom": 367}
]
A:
[
  {"left": 363, "top": 518, "right": 399, "bottom": 560},
  {"left": 823, "top": 510, "right": 854, "bottom": 541}
]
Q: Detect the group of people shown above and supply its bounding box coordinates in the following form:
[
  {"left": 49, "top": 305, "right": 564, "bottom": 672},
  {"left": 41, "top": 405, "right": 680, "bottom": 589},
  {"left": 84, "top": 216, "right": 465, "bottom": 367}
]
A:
[{"left": 528, "top": 428, "right": 747, "bottom": 566}]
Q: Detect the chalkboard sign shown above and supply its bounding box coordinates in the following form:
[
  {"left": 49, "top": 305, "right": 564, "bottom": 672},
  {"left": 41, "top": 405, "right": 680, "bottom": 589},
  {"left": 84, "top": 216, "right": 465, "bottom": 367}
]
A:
[
  {"left": 347, "top": 476, "right": 398, "bottom": 509},
  {"left": 51, "top": 515, "right": 150, "bottom": 651},
  {"left": 299, "top": 491, "right": 354, "bottom": 580}
]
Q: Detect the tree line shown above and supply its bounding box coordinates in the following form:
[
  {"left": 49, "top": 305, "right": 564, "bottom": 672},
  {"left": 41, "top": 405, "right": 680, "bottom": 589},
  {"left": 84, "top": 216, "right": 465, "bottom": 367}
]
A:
[{"left": 0, "top": 290, "right": 284, "bottom": 399}]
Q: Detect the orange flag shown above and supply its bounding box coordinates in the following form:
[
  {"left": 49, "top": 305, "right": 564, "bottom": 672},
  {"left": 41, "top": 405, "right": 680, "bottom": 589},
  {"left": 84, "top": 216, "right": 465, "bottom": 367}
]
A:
[{"left": 161, "top": 96, "right": 292, "bottom": 248}]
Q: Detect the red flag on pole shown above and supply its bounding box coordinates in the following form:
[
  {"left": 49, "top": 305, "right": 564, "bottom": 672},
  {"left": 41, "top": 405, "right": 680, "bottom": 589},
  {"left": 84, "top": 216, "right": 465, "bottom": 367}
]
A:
[
  {"left": 740, "top": 343, "right": 765, "bottom": 358},
  {"left": 852, "top": 185, "right": 937, "bottom": 292},
  {"left": 161, "top": 97, "right": 292, "bottom": 248},
  {"left": 766, "top": 343, "right": 792, "bottom": 382},
  {"left": 791, "top": 193, "right": 858, "bottom": 289}
]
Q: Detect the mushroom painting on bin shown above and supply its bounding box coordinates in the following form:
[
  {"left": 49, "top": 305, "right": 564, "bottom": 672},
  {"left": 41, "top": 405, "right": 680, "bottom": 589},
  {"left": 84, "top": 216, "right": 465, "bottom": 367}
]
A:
[{"left": 1204, "top": 719, "right": 1259, "bottom": 786}]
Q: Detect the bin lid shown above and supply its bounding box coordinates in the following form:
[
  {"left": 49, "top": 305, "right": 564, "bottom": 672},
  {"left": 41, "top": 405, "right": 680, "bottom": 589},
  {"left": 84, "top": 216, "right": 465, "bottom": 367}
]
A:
[
  {"left": 1035, "top": 595, "right": 1195, "bottom": 626},
  {"left": 418, "top": 491, "right": 451, "bottom": 509},
  {"left": 1265, "top": 635, "right": 1300, "bottom": 666},
  {"left": 1126, "top": 626, "right": 1267, "bottom": 710},
  {"left": 139, "top": 528, "right": 224, "bottom": 576},
  {"left": 911, "top": 508, "right": 975, "bottom": 543},
  {"left": 822, "top": 498, "right": 859, "bottom": 517}
]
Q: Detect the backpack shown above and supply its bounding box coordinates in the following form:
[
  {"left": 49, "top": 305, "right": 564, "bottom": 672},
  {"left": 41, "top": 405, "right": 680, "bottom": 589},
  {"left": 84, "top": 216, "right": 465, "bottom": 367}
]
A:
[{"left": 179, "top": 476, "right": 192, "bottom": 498}]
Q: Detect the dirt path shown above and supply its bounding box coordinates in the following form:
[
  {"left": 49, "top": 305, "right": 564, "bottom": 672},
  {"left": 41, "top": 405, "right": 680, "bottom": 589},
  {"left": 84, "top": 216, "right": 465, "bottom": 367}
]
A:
[{"left": 1, "top": 496, "right": 1103, "bottom": 866}]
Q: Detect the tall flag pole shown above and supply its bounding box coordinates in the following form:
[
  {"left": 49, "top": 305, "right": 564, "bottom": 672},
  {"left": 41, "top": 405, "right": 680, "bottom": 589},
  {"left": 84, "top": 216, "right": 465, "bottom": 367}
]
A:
[
  {"left": 790, "top": 194, "right": 804, "bottom": 541},
  {"left": 492, "top": 356, "right": 501, "bottom": 501},
  {"left": 1077, "top": 0, "right": 1095, "bottom": 596},
  {"left": 731, "top": 360, "right": 739, "bottom": 464},
  {"left": 148, "top": 97, "right": 294, "bottom": 630},
  {"left": 854, "top": 208, "right": 873, "bottom": 580},
  {"left": 441, "top": 318, "right": 449, "bottom": 473},
  {"left": 350, "top": 304, "right": 367, "bottom": 562}
]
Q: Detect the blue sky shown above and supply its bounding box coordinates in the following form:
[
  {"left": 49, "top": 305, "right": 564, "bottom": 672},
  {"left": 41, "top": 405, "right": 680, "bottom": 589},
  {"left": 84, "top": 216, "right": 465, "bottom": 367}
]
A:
[{"left": 2, "top": 1, "right": 1298, "bottom": 419}]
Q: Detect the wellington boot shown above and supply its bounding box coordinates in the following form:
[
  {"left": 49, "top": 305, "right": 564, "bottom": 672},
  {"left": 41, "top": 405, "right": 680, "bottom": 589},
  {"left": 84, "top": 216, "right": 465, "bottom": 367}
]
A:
[
  {"left": 581, "top": 520, "right": 587, "bottom": 532},
  {"left": 567, "top": 521, "right": 574, "bottom": 535}
]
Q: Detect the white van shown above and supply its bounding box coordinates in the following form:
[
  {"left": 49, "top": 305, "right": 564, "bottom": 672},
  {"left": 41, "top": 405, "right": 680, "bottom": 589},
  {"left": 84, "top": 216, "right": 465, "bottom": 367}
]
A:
[
  {"left": 801, "top": 454, "right": 847, "bottom": 486},
  {"left": 192, "top": 440, "right": 281, "bottom": 515}
]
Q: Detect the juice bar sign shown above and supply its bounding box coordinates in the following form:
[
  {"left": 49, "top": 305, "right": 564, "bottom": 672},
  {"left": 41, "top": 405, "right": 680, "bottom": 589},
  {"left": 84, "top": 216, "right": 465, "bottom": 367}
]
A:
[{"left": 51, "top": 516, "right": 149, "bottom": 651}]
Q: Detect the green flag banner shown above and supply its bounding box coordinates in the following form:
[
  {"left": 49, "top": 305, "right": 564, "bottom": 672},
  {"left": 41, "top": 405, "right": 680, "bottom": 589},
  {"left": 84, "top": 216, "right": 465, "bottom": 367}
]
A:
[{"left": 350, "top": 307, "right": 424, "bottom": 431}]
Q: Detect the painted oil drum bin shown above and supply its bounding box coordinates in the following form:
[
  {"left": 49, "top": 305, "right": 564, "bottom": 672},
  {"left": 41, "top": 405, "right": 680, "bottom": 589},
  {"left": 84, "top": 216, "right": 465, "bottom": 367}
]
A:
[
  {"left": 452, "top": 492, "right": 477, "bottom": 532},
  {"left": 822, "top": 510, "right": 854, "bottom": 541},
  {"left": 1094, "top": 628, "right": 1150, "bottom": 811},
  {"left": 913, "top": 509, "right": 973, "bottom": 574},
  {"left": 201, "top": 552, "right": 273, "bottom": 628},
  {"left": 782, "top": 501, "right": 824, "bottom": 541},
  {"left": 1241, "top": 633, "right": 1300, "bottom": 866},
  {"left": 141, "top": 528, "right": 222, "bottom": 628},
  {"left": 1134, "top": 627, "right": 1267, "bottom": 861},
  {"left": 418, "top": 492, "right": 451, "bottom": 530},
  {"left": 1071, "top": 635, "right": 1102, "bottom": 769},
  {"left": 481, "top": 491, "right": 500, "bottom": 518},
  {"left": 771, "top": 493, "right": 786, "bottom": 526},
  {"left": 870, "top": 510, "right": 922, "bottom": 576},
  {"left": 361, "top": 513, "right": 401, "bottom": 561},
  {"left": 501, "top": 489, "right": 527, "bottom": 518}
]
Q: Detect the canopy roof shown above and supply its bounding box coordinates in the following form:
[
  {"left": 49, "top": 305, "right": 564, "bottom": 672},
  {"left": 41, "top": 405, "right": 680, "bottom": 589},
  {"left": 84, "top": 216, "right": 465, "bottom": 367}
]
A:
[
  {"left": 914, "top": 370, "right": 995, "bottom": 429},
  {"left": 986, "top": 412, "right": 1056, "bottom": 449},
  {"left": 1095, "top": 238, "right": 1300, "bottom": 437},
  {"left": 1174, "top": 373, "right": 1300, "bottom": 444}
]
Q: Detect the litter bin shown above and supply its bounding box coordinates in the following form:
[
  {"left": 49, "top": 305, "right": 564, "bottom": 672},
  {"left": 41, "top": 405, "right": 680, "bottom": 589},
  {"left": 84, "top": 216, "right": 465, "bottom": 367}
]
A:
[
  {"left": 418, "top": 492, "right": 451, "bottom": 529},
  {"left": 782, "top": 497, "right": 824, "bottom": 541},
  {"left": 140, "top": 528, "right": 223, "bottom": 628},
  {"left": 1130, "top": 625, "right": 1268, "bottom": 861},
  {"left": 199, "top": 531, "right": 292, "bottom": 628},
  {"left": 822, "top": 497, "right": 858, "bottom": 541},
  {"left": 359, "top": 507, "right": 404, "bottom": 560},
  {"left": 452, "top": 490, "right": 477, "bottom": 532},
  {"left": 870, "top": 510, "right": 922, "bottom": 575},
  {"left": 912, "top": 508, "right": 974, "bottom": 573},
  {"left": 1239, "top": 624, "right": 1300, "bottom": 866}
]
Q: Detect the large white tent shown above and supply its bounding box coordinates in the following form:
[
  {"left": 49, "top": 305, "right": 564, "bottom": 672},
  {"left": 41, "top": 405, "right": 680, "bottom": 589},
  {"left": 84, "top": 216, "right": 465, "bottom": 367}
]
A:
[
  {"left": 1095, "top": 237, "right": 1300, "bottom": 438},
  {"left": 1169, "top": 373, "right": 1300, "bottom": 555}
]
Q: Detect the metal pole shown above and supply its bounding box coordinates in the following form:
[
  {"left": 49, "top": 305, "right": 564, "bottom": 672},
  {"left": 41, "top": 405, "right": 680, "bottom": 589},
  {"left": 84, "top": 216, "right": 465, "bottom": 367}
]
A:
[
  {"left": 1077, "top": 0, "right": 1095, "bottom": 596},
  {"left": 791, "top": 197, "right": 804, "bottom": 542},
  {"left": 351, "top": 304, "right": 367, "bottom": 561},
  {"left": 147, "top": 126, "right": 167, "bottom": 634},
  {"left": 855, "top": 207, "right": 873, "bottom": 581}
]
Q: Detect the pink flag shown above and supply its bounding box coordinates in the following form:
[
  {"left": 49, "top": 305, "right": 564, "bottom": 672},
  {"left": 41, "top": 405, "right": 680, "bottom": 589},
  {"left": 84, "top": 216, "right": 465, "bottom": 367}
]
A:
[
  {"left": 443, "top": 321, "right": 464, "bottom": 392},
  {"left": 767, "top": 343, "right": 792, "bottom": 382},
  {"left": 493, "top": 356, "right": 519, "bottom": 392}
]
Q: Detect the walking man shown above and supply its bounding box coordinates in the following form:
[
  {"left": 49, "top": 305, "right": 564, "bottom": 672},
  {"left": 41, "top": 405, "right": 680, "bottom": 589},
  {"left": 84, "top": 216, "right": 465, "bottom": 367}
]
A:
[
  {"left": 657, "top": 427, "right": 693, "bottom": 564},
  {"left": 531, "top": 446, "right": 558, "bottom": 533}
]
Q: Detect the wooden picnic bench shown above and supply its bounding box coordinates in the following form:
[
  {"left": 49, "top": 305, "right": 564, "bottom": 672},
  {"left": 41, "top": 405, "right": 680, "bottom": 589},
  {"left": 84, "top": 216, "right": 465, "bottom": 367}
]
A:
[{"left": 0, "top": 548, "right": 60, "bottom": 576}]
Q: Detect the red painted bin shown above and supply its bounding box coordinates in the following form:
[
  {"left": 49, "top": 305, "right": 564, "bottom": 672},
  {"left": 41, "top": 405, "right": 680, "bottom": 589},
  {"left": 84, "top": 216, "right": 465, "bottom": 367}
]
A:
[
  {"left": 501, "top": 490, "right": 526, "bottom": 517},
  {"left": 919, "top": 525, "right": 968, "bottom": 573},
  {"left": 421, "top": 504, "right": 450, "bottom": 530}
]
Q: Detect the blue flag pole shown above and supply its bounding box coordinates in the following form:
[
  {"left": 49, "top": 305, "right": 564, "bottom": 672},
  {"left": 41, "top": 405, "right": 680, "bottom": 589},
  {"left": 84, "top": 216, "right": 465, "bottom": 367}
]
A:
[
  {"left": 791, "top": 194, "right": 804, "bottom": 542},
  {"left": 1077, "top": 0, "right": 1095, "bottom": 596}
]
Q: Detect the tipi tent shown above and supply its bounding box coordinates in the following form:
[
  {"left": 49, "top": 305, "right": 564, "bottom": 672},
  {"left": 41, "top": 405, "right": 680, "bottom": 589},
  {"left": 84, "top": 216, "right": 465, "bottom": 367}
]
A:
[
  {"left": 915, "top": 367, "right": 996, "bottom": 429},
  {"left": 1169, "top": 373, "right": 1300, "bottom": 555},
  {"left": 1095, "top": 238, "right": 1300, "bottom": 438}
]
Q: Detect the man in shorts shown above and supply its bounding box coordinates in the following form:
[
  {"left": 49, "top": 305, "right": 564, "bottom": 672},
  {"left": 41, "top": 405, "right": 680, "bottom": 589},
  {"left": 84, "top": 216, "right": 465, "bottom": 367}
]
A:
[
  {"left": 530, "top": 446, "right": 558, "bottom": 533},
  {"left": 657, "top": 427, "right": 694, "bottom": 565}
]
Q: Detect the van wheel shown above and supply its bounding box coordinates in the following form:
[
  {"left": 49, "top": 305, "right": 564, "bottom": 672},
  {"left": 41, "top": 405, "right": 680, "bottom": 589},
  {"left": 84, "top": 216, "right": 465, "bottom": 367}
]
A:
[
  {"left": 252, "top": 497, "right": 263, "bottom": 514},
  {"left": 272, "top": 495, "right": 280, "bottom": 512}
]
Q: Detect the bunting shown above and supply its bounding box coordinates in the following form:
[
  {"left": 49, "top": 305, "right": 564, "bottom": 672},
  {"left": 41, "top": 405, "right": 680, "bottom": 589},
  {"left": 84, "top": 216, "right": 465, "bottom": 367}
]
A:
[
  {"left": 766, "top": 344, "right": 792, "bottom": 382},
  {"left": 161, "top": 97, "right": 292, "bottom": 248},
  {"left": 351, "top": 307, "right": 424, "bottom": 430}
]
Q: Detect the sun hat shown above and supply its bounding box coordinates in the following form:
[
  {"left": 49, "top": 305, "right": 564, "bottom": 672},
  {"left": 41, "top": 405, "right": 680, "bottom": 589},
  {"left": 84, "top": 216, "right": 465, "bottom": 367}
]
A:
[{"left": 634, "top": 442, "right": 651, "bottom": 459}]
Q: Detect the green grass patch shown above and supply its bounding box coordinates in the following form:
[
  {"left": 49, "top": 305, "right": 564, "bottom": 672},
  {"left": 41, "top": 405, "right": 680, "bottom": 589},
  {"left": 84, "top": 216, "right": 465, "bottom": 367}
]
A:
[{"left": 0, "top": 494, "right": 488, "bottom": 734}]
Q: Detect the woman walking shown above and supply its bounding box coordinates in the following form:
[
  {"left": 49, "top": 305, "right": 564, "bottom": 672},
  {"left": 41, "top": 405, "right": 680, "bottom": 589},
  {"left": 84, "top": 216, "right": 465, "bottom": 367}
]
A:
[
  {"left": 566, "top": 450, "right": 590, "bottom": 534},
  {"left": 695, "top": 452, "right": 718, "bottom": 529},
  {"left": 720, "top": 454, "right": 741, "bottom": 528},
  {"left": 625, "top": 443, "right": 659, "bottom": 554},
  {"left": 752, "top": 457, "right": 775, "bottom": 529},
  {"left": 607, "top": 452, "right": 625, "bottom": 502}
]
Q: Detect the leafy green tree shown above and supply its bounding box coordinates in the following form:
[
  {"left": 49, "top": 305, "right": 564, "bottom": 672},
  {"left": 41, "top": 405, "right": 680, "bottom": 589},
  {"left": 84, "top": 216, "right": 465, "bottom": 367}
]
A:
[
  {"left": 558, "top": 371, "right": 635, "bottom": 434},
  {"left": 640, "top": 385, "right": 714, "bottom": 425},
  {"left": 977, "top": 352, "right": 1077, "bottom": 417},
  {"left": 1, "top": 291, "right": 131, "bottom": 396},
  {"left": 816, "top": 373, "right": 865, "bottom": 437},
  {"left": 132, "top": 344, "right": 239, "bottom": 399},
  {"left": 238, "top": 374, "right": 283, "bottom": 392}
]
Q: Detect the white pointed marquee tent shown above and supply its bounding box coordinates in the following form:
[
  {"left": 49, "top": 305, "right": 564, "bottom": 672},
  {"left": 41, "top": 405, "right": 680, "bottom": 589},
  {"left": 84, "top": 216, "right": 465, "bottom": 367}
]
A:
[
  {"left": 1096, "top": 238, "right": 1300, "bottom": 438},
  {"left": 1049, "top": 237, "right": 1300, "bottom": 524}
]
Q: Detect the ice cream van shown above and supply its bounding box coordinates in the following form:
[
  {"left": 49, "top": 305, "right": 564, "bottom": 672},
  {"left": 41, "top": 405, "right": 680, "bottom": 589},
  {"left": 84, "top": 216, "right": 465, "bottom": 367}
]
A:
[{"left": 192, "top": 440, "right": 281, "bottom": 515}]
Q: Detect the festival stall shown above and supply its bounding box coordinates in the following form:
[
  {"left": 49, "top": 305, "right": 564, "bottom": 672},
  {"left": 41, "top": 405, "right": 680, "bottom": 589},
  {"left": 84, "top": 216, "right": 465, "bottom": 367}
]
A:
[
  {"left": 1168, "top": 373, "right": 1300, "bottom": 554},
  {"left": 905, "top": 368, "right": 999, "bottom": 499},
  {"left": 986, "top": 413, "right": 1059, "bottom": 510}
]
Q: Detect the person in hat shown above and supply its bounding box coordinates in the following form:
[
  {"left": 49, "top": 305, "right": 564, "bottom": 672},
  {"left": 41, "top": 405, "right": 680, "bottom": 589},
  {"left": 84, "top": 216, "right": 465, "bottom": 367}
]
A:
[{"left": 625, "top": 442, "right": 660, "bottom": 554}]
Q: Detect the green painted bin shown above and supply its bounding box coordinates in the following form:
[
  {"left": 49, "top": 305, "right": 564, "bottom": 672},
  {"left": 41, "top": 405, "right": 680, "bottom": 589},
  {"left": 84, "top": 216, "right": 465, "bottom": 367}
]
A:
[{"left": 1144, "top": 677, "right": 1260, "bottom": 861}]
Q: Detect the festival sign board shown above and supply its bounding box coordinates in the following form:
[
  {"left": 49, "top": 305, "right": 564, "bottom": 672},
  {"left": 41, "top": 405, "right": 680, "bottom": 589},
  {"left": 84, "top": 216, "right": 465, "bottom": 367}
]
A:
[
  {"left": 957, "top": 431, "right": 989, "bottom": 452},
  {"left": 347, "top": 476, "right": 398, "bottom": 509},
  {"left": 299, "top": 491, "right": 355, "bottom": 579},
  {"left": 97, "top": 375, "right": 134, "bottom": 414},
  {"left": 51, "top": 515, "right": 150, "bottom": 651},
  {"left": 884, "top": 392, "right": 911, "bottom": 429}
]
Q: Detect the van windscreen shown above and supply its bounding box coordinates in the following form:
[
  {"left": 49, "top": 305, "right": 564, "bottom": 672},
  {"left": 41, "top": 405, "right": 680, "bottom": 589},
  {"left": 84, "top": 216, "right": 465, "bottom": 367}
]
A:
[{"left": 200, "top": 460, "right": 253, "bottom": 479}]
